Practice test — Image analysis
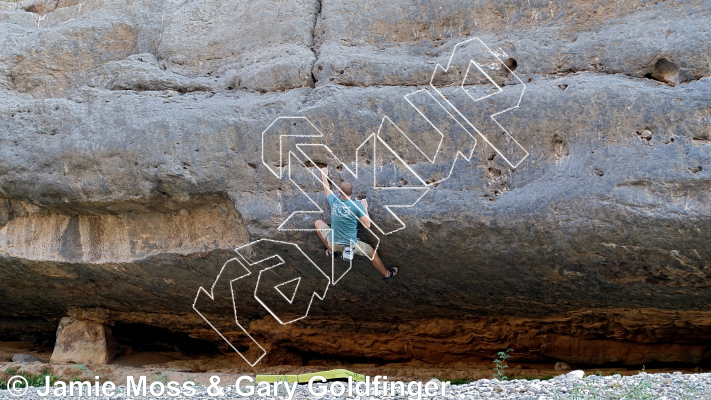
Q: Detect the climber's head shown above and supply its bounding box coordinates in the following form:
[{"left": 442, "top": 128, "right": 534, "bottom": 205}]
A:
[{"left": 339, "top": 182, "right": 353, "bottom": 198}]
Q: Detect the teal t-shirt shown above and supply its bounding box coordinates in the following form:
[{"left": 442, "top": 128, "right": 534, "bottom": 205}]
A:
[{"left": 328, "top": 194, "right": 366, "bottom": 245}]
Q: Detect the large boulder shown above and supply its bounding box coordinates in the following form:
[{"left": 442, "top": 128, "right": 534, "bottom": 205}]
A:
[
  {"left": 49, "top": 318, "right": 116, "bottom": 365},
  {"left": 0, "top": 0, "right": 709, "bottom": 367}
]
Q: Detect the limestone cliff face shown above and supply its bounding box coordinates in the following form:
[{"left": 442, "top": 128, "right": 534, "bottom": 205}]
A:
[{"left": 0, "top": 0, "right": 710, "bottom": 366}]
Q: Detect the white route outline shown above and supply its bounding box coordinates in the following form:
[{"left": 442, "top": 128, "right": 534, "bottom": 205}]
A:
[
  {"left": 193, "top": 239, "right": 329, "bottom": 366},
  {"left": 429, "top": 37, "right": 528, "bottom": 168},
  {"left": 274, "top": 277, "right": 301, "bottom": 304},
  {"left": 249, "top": 241, "right": 330, "bottom": 325},
  {"left": 193, "top": 256, "right": 266, "bottom": 367},
  {"left": 402, "top": 89, "right": 478, "bottom": 185},
  {"left": 196, "top": 37, "right": 530, "bottom": 366},
  {"left": 262, "top": 116, "right": 323, "bottom": 179},
  {"left": 275, "top": 150, "right": 328, "bottom": 232}
]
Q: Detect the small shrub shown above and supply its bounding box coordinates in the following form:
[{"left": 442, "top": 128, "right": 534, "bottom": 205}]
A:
[
  {"left": 493, "top": 348, "right": 513, "bottom": 380},
  {"left": 153, "top": 372, "right": 170, "bottom": 385},
  {"left": 552, "top": 370, "right": 694, "bottom": 400},
  {"left": 0, "top": 366, "right": 60, "bottom": 389},
  {"left": 72, "top": 363, "right": 93, "bottom": 376}
]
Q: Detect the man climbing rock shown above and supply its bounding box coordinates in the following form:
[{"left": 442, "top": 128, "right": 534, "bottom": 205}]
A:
[{"left": 314, "top": 167, "right": 398, "bottom": 281}]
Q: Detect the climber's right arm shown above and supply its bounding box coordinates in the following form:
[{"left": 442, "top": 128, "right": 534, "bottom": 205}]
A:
[{"left": 320, "top": 167, "right": 333, "bottom": 196}]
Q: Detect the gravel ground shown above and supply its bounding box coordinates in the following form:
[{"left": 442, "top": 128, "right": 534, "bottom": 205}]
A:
[{"left": 2, "top": 370, "right": 710, "bottom": 399}]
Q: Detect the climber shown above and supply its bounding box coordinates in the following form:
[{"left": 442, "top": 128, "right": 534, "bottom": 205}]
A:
[{"left": 314, "top": 166, "right": 398, "bottom": 281}]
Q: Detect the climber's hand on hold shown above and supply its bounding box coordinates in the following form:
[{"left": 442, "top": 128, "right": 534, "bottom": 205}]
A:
[{"left": 360, "top": 198, "right": 368, "bottom": 213}]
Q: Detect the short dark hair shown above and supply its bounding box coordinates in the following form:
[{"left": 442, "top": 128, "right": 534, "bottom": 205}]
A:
[{"left": 339, "top": 182, "right": 353, "bottom": 196}]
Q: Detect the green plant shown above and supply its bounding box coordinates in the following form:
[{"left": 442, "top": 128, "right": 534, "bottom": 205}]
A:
[
  {"left": 153, "top": 372, "right": 170, "bottom": 385},
  {"left": 552, "top": 370, "right": 692, "bottom": 400},
  {"left": 493, "top": 348, "right": 512, "bottom": 380},
  {"left": 277, "top": 380, "right": 288, "bottom": 397},
  {"left": 620, "top": 374, "right": 656, "bottom": 400},
  {"left": 0, "top": 366, "right": 60, "bottom": 389},
  {"left": 72, "top": 363, "right": 93, "bottom": 376},
  {"left": 680, "top": 380, "right": 698, "bottom": 400}
]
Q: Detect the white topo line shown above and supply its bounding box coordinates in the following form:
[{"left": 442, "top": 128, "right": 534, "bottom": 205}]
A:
[{"left": 196, "top": 37, "right": 529, "bottom": 365}]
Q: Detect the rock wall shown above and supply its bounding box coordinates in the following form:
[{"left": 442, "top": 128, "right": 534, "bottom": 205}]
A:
[{"left": 0, "top": 0, "right": 709, "bottom": 366}]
